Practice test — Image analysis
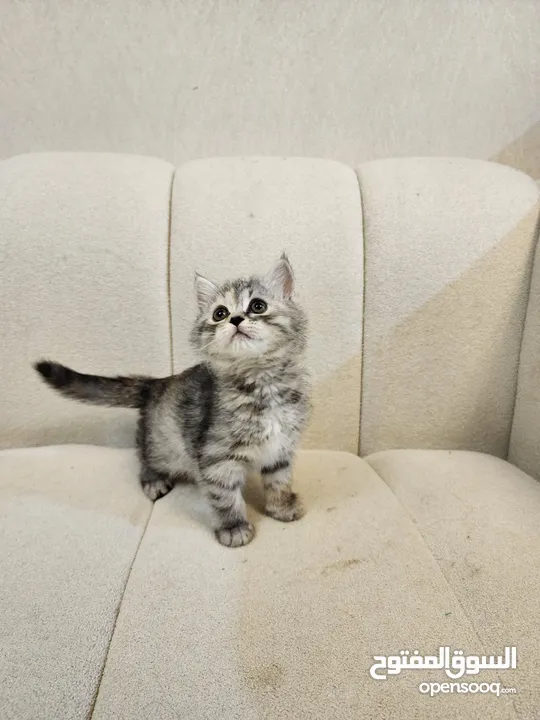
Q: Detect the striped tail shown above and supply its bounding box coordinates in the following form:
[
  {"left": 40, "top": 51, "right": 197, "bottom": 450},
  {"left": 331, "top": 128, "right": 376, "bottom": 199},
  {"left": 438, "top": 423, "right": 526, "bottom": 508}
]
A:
[{"left": 34, "top": 360, "right": 154, "bottom": 409}]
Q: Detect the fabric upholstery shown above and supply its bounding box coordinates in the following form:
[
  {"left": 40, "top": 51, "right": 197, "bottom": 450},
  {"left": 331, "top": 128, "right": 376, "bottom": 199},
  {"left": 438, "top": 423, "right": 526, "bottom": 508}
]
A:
[
  {"left": 0, "top": 153, "right": 174, "bottom": 450},
  {"left": 169, "top": 157, "right": 364, "bottom": 452},
  {"left": 367, "top": 449, "right": 540, "bottom": 719},
  {"left": 357, "top": 157, "right": 540, "bottom": 457},
  {"left": 509, "top": 222, "right": 540, "bottom": 479},
  {"left": 0, "top": 445, "right": 152, "bottom": 720},
  {"left": 2, "top": 152, "right": 540, "bottom": 719},
  {"left": 92, "top": 451, "right": 516, "bottom": 719}
]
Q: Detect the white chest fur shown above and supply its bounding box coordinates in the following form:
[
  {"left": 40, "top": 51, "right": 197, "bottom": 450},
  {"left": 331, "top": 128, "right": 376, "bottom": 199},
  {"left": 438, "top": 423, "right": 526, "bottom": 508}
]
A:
[{"left": 253, "top": 385, "right": 296, "bottom": 469}]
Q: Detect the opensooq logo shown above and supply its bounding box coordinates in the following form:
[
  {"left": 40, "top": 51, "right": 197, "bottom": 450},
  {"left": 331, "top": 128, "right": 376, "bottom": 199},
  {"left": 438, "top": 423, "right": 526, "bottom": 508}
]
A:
[{"left": 369, "top": 646, "right": 517, "bottom": 680}]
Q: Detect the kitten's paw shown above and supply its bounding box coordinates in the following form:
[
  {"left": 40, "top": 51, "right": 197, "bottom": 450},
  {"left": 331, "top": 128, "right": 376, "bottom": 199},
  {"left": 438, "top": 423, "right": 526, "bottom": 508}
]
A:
[
  {"left": 266, "top": 492, "right": 305, "bottom": 522},
  {"left": 216, "top": 522, "right": 255, "bottom": 548},
  {"left": 142, "top": 478, "right": 173, "bottom": 502}
]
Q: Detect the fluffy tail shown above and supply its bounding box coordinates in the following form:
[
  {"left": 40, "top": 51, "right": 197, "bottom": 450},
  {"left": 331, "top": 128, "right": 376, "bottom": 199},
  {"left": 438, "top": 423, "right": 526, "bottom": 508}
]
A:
[{"left": 34, "top": 360, "right": 154, "bottom": 409}]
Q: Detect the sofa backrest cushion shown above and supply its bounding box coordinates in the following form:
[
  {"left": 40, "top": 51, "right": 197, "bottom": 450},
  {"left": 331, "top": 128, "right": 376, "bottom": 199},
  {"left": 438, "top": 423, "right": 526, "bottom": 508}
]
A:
[
  {"left": 0, "top": 153, "right": 174, "bottom": 448},
  {"left": 0, "top": 154, "right": 365, "bottom": 452},
  {"left": 509, "top": 208, "right": 540, "bottom": 479},
  {"left": 358, "top": 158, "right": 540, "bottom": 457},
  {"left": 168, "top": 158, "right": 364, "bottom": 452},
  {"left": 2, "top": 153, "right": 539, "bottom": 460}
]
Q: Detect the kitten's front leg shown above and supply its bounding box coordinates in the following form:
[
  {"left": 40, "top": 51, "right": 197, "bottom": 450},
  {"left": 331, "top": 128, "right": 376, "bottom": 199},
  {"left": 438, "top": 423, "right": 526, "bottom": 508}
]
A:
[
  {"left": 261, "top": 459, "right": 305, "bottom": 522},
  {"left": 200, "top": 459, "right": 255, "bottom": 547}
]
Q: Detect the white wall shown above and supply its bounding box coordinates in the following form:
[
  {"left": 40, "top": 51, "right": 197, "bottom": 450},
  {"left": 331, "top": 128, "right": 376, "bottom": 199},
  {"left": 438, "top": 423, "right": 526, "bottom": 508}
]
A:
[{"left": 1, "top": 0, "right": 539, "bottom": 176}]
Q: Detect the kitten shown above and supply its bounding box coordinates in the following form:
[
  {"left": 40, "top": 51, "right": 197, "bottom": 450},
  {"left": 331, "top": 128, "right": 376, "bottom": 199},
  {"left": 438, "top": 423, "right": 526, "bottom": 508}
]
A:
[{"left": 34, "top": 255, "right": 310, "bottom": 548}]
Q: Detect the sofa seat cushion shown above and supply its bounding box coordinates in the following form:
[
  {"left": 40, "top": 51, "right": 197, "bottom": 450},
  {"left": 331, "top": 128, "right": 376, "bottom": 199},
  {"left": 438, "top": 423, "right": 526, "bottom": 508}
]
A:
[
  {"left": 366, "top": 449, "right": 540, "bottom": 719},
  {"left": 91, "top": 450, "right": 516, "bottom": 720},
  {"left": 0, "top": 445, "right": 152, "bottom": 720}
]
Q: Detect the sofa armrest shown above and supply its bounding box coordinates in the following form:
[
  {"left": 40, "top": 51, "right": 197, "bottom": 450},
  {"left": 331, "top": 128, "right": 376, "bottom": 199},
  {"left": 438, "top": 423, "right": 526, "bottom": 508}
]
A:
[{"left": 509, "top": 204, "right": 540, "bottom": 478}]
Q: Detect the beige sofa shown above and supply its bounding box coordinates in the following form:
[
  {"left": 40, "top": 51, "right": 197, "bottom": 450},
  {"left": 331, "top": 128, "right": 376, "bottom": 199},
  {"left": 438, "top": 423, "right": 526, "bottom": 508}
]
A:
[{"left": 1, "top": 153, "right": 539, "bottom": 719}]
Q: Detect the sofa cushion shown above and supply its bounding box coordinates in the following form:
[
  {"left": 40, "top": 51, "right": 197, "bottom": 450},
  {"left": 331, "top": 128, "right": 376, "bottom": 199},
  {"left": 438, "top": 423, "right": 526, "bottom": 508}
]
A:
[
  {"left": 0, "top": 152, "right": 174, "bottom": 450},
  {"left": 357, "top": 157, "right": 540, "bottom": 457},
  {"left": 169, "top": 158, "right": 364, "bottom": 454},
  {"left": 366, "top": 449, "right": 540, "bottom": 719},
  {"left": 510, "top": 198, "right": 540, "bottom": 480},
  {"left": 91, "top": 451, "right": 516, "bottom": 719},
  {"left": 0, "top": 445, "right": 152, "bottom": 720}
]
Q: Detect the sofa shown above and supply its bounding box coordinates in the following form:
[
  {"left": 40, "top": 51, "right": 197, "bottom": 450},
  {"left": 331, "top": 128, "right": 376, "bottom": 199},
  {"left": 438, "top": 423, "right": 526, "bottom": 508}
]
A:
[{"left": 1, "top": 152, "right": 539, "bottom": 719}]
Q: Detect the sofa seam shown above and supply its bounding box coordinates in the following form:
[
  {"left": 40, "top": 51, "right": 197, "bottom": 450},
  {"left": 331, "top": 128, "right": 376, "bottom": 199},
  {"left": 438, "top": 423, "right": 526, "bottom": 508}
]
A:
[
  {"left": 507, "top": 199, "right": 540, "bottom": 461},
  {"left": 166, "top": 168, "right": 177, "bottom": 375},
  {"left": 354, "top": 167, "right": 367, "bottom": 458},
  {"left": 87, "top": 503, "right": 155, "bottom": 719},
  {"left": 365, "top": 458, "right": 522, "bottom": 718}
]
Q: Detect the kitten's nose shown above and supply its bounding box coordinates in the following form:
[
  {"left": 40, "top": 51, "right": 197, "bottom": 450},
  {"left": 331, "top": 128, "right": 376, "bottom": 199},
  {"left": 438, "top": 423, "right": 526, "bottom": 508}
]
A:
[{"left": 230, "top": 316, "right": 244, "bottom": 327}]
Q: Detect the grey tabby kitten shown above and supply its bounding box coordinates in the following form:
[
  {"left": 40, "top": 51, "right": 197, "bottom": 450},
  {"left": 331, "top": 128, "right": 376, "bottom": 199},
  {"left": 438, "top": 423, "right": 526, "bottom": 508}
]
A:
[{"left": 34, "top": 255, "right": 309, "bottom": 548}]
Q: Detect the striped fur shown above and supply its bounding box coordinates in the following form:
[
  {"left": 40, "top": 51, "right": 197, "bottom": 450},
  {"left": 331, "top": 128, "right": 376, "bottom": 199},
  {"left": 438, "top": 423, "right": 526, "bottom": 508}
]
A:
[{"left": 34, "top": 256, "right": 310, "bottom": 547}]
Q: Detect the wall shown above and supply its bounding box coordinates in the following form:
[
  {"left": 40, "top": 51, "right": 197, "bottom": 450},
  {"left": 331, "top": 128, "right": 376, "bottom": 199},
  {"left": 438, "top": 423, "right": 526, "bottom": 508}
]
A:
[{"left": 1, "top": 0, "right": 539, "bottom": 176}]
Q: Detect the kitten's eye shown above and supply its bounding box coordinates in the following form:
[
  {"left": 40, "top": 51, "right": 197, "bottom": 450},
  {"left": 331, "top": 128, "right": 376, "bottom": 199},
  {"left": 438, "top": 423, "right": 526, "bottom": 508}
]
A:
[
  {"left": 212, "top": 306, "right": 229, "bottom": 322},
  {"left": 248, "top": 299, "right": 267, "bottom": 314}
]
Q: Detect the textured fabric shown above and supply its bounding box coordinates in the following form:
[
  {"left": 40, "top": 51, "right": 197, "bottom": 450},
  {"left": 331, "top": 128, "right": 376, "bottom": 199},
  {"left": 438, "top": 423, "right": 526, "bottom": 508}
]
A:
[
  {"left": 92, "top": 451, "right": 516, "bottom": 719},
  {"left": 169, "top": 157, "right": 364, "bottom": 452},
  {"left": 509, "top": 221, "right": 540, "bottom": 479},
  {"left": 0, "top": 445, "right": 152, "bottom": 720},
  {"left": 2, "top": 151, "right": 540, "bottom": 718},
  {"left": 1, "top": 2, "right": 540, "bottom": 179},
  {"left": 357, "top": 157, "right": 540, "bottom": 456},
  {"left": 0, "top": 153, "right": 174, "bottom": 449},
  {"left": 366, "top": 449, "right": 540, "bottom": 719}
]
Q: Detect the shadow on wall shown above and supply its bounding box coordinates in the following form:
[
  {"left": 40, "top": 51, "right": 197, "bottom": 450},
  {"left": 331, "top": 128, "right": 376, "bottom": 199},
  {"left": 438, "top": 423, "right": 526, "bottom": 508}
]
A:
[{"left": 493, "top": 121, "right": 540, "bottom": 181}]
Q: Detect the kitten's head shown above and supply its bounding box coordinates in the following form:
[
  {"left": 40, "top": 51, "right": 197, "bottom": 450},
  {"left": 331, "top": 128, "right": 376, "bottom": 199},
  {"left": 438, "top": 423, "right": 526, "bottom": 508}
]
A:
[{"left": 190, "top": 254, "right": 307, "bottom": 366}]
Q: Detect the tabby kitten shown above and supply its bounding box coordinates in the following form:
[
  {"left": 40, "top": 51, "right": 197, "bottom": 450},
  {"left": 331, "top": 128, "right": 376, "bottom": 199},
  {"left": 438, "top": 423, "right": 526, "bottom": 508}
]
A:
[{"left": 35, "top": 255, "right": 309, "bottom": 547}]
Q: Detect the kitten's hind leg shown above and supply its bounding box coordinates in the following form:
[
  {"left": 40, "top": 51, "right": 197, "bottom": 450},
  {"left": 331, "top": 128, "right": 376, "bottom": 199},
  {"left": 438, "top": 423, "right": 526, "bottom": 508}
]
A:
[{"left": 140, "top": 464, "right": 175, "bottom": 501}]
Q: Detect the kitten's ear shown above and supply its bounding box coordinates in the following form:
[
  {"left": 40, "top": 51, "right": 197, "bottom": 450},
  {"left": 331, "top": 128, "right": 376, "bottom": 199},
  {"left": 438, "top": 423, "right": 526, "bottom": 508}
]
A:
[
  {"left": 194, "top": 272, "right": 218, "bottom": 310},
  {"left": 265, "top": 253, "right": 295, "bottom": 299}
]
